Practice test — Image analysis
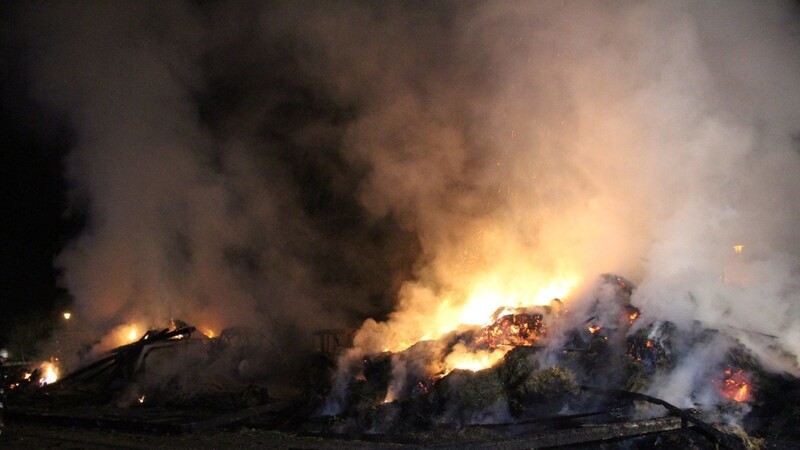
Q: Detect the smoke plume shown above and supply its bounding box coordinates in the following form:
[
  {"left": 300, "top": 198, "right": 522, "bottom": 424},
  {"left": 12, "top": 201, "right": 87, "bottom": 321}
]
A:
[{"left": 15, "top": 0, "right": 800, "bottom": 391}]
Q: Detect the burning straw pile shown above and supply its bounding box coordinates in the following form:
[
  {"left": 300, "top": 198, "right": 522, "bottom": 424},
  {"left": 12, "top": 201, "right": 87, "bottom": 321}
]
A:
[{"left": 321, "top": 275, "right": 800, "bottom": 447}]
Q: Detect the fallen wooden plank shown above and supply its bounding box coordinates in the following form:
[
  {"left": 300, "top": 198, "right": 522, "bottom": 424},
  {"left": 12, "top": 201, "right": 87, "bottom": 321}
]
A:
[
  {"left": 581, "top": 387, "right": 747, "bottom": 450},
  {"left": 429, "top": 415, "right": 688, "bottom": 449}
]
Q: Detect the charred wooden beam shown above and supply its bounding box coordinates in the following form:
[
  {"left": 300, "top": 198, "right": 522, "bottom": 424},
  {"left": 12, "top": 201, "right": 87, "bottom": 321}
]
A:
[
  {"left": 580, "top": 387, "right": 748, "bottom": 450},
  {"left": 43, "top": 326, "right": 197, "bottom": 389},
  {"left": 407, "top": 416, "right": 690, "bottom": 449}
]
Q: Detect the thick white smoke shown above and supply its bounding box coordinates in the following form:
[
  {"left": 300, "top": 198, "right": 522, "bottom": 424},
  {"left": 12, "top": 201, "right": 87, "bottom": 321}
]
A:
[{"left": 16, "top": 0, "right": 800, "bottom": 390}]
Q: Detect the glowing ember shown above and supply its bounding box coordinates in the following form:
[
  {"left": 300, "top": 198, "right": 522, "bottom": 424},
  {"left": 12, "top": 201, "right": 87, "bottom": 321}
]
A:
[
  {"left": 38, "top": 361, "right": 60, "bottom": 386},
  {"left": 203, "top": 328, "right": 215, "bottom": 338},
  {"left": 436, "top": 312, "right": 548, "bottom": 374},
  {"left": 588, "top": 324, "right": 601, "bottom": 334},
  {"left": 474, "top": 313, "right": 546, "bottom": 348},
  {"left": 719, "top": 369, "right": 751, "bottom": 403},
  {"left": 627, "top": 308, "right": 640, "bottom": 324}
]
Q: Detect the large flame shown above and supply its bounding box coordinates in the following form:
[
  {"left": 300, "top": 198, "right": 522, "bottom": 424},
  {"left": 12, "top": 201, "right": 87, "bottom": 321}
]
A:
[
  {"left": 353, "top": 220, "right": 584, "bottom": 355},
  {"left": 458, "top": 275, "right": 578, "bottom": 326},
  {"left": 360, "top": 269, "right": 581, "bottom": 355}
]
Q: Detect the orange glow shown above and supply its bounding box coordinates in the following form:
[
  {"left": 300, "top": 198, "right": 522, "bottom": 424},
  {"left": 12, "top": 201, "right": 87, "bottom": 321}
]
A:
[
  {"left": 350, "top": 251, "right": 582, "bottom": 355},
  {"left": 458, "top": 275, "right": 579, "bottom": 326},
  {"left": 719, "top": 369, "right": 751, "bottom": 403},
  {"left": 38, "top": 361, "right": 60, "bottom": 386},
  {"left": 588, "top": 324, "right": 601, "bottom": 334},
  {"left": 128, "top": 326, "right": 139, "bottom": 342},
  {"left": 99, "top": 323, "right": 148, "bottom": 350},
  {"left": 203, "top": 328, "right": 216, "bottom": 338},
  {"left": 443, "top": 343, "right": 508, "bottom": 373}
]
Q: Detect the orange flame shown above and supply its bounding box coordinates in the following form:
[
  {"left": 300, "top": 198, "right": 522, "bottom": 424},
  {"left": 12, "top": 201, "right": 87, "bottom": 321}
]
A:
[
  {"left": 458, "top": 276, "right": 579, "bottom": 326},
  {"left": 719, "top": 369, "right": 751, "bottom": 403},
  {"left": 444, "top": 344, "right": 508, "bottom": 373},
  {"left": 38, "top": 361, "right": 60, "bottom": 386}
]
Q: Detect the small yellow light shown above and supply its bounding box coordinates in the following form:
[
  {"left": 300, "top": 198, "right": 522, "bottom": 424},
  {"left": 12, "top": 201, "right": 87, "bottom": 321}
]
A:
[
  {"left": 63, "top": 312, "right": 72, "bottom": 320},
  {"left": 733, "top": 245, "right": 744, "bottom": 254}
]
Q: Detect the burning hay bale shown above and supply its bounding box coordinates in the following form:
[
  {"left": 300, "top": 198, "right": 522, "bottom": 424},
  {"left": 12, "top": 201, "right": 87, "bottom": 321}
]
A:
[{"left": 472, "top": 313, "right": 547, "bottom": 348}]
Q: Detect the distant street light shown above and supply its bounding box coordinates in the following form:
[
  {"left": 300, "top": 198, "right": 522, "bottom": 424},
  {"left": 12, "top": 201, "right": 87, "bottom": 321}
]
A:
[{"left": 63, "top": 312, "right": 72, "bottom": 320}]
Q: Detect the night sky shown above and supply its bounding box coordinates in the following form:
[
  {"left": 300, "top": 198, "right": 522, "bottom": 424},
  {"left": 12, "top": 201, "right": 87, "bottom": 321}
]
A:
[{"left": 1, "top": 5, "right": 77, "bottom": 348}]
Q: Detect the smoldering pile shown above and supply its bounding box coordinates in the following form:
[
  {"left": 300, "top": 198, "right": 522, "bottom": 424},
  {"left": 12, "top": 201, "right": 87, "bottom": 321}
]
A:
[
  {"left": 7, "top": 324, "right": 282, "bottom": 412},
  {"left": 322, "top": 275, "right": 800, "bottom": 442}
]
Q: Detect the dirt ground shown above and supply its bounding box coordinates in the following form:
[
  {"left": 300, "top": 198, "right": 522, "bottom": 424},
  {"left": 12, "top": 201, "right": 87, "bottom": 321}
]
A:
[{"left": 0, "top": 422, "right": 410, "bottom": 450}]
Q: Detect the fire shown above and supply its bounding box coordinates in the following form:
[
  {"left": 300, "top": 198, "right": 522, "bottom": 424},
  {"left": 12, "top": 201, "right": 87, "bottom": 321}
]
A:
[
  {"left": 203, "top": 328, "right": 216, "bottom": 338},
  {"left": 138, "top": 394, "right": 146, "bottom": 404},
  {"left": 128, "top": 326, "right": 140, "bottom": 342},
  {"left": 433, "top": 311, "right": 549, "bottom": 376},
  {"left": 38, "top": 361, "right": 60, "bottom": 386},
  {"left": 588, "top": 324, "right": 601, "bottom": 334},
  {"left": 475, "top": 313, "right": 546, "bottom": 348},
  {"left": 458, "top": 275, "right": 579, "bottom": 326},
  {"left": 90, "top": 322, "right": 150, "bottom": 353},
  {"left": 444, "top": 343, "right": 507, "bottom": 373},
  {"left": 719, "top": 369, "right": 751, "bottom": 403}
]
